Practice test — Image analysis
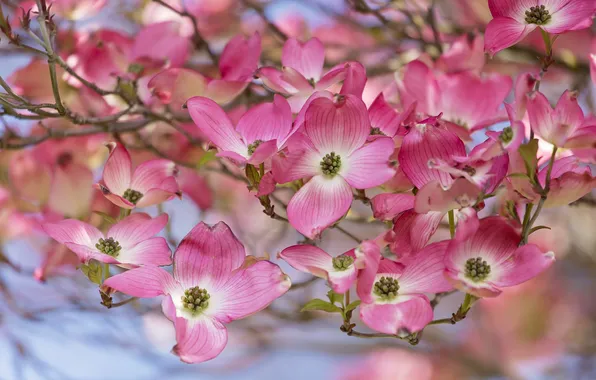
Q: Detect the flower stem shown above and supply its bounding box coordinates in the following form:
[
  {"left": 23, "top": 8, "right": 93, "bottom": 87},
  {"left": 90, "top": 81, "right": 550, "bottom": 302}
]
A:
[{"left": 448, "top": 209, "right": 455, "bottom": 238}]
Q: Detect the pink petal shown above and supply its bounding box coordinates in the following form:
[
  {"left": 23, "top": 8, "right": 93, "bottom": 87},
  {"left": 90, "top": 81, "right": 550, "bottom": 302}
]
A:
[
  {"left": 398, "top": 241, "right": 453, "bottom": 294},
  {"left": 256, "top": 171, "right": 276, "bottom": 197},
  {"left": 173, "top": 316, "right": 228, "bottom": 364},
  {"left": 177, "top": 167, "right": 213, "bottom": 210},
  {"left": 389, "top": 211, "right": 444, "bottom": 257},
  {"left": 246, "top": 139, "right": 280, "bottom": 165},
  {"left": 103, "top": 266, "right": 177, "bottom": 297},
  {"left": 47, "top": 163, "right": 93, "bottom": 218},
  {"left": 360, "top": 295, "right": 433, "bottom": 334},
  {"left": 187, "top": 96, "right": 246, "bottom": 155},
  {"left": 400, "top": 60, "right": 439, "bottom": 115},
  {"left": 279, "top": 244, "right": 333, "bottom": 278},
  {"left": 398, "top": 124, "right": 466, "bottom": 189},
  {"left": 591, "top": 54, "right": 596, "bottom": 86},
  {"left": 43, "top": 219, "right": 103, "bottom": 246},
  {"left": 130, "top": 22, "right": 189, "bottom": 68},
  {"left": 443, "top": 268, "right": 503, "bottom": 298},
  {"left": 488, "top": 0, "right": 536, "bottom": 19},
  {"left": 205, "top": 79, "right": 249, "bottom": 104},
  {"left": 236, "top": 95, "right": 292, "bottom": 147},
  {"left": 135, "top": 177, "right": 181, "bottom": 208},
  {"left": 527, "top": 91, "right": 556, "bottom": 144},
  {"left": 95, "top": 183, "right": 135, "bottom": 209},
  {"left": 371, "top": 193, "right": 415, "bottom": 221},
  {"left": 287, "top": 175, "right": 353, "bottom": 239},
  {"left": 102, "top": 142, "right": 132, "bottom": 195},
  {"left": 64, "top": 242, "right": 119, "bottom": 264},
  {"left": 492, "top": 245, "right": 555, "bottom": 287},
  {"left": 257, "top": 67, "right": 297, "bottom": 94},
  {"left": 545, "top": 171, "right": 596, "bottom": 207},
  {"left": 368, "top": 93, "right": 401, "bottom": 137},
  {"left": 212, "top": 260, "right": 291, "bottom": 323},
  {"left": 543, "top": 0, "right": 596, "bottom": 34},
  {"left": 454, "top": 207, "right": 479, "bottom": 241},
  {"left": 316, "top": 65, "right": 347, "bottom": 90},
  {"left": 219, "top": 33, "right": 261, "bottom": 81},
  {"left": 303, "top": 95, "right": 369, "bottom": 156},
  {"left": 281, "top": 66, "right": 315, "bottom": 93},
  {"left": 327, "top": 266, "right": 358, "bottom": 294},
  {"left": 108, "top": 213, "right": 168, "bottom": 247},
  {"left": 414, "top": 178, "right": 481, "bottom": 214},
  {"left": 148, "top": 68, "right": 208, "bottom": 111},
  {"left": 271, "top": 143, "right": 320, "bottom": 184},
  {"left": 339, "top": 61, "right": 367, "bottom": 98},
  {"left": 343, "top": 137, "right": 396, "bottom": 189},
  {"left": 355, "top": 241, "right": 382, "bottom": 303},
  {"left": 282, "top": 37, "right": 325, "bottom": 81},
  {"left": 484, "top": 17, "right": 534, "bottom": 56},
  {"left": 173, "top": 222, "right": 246, "bottom": 289},
  {"left": 118, "top": 238, "right": 173, "bottom": 266}
]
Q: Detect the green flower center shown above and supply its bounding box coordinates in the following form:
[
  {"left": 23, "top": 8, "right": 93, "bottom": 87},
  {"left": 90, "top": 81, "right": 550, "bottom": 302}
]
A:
[
  {"left": 332, "top": 254, "right": 354, "bottom": 271},
  {"left": 525, "top": 5, "right": 551, "bottom": 25},
  {"left": 500, "top": 126, "right": 514, "bottom": 143},
  {"left": 320, "top": 152, "right": 341, "bottom": 176},
  {"left": 247, "top": 140, "right": 263, "bottom": 155},
  {"left": 465, "top": 257, "right": 491, "bottom": 282},
  {"left": 370, "top": 127, "right": 386, "bottom": 136},
  {"left": 123, "top": 188, "right": 143, "bottom": 205},
  {"left": 95, "top": 237, "right": 122, "bottom": 257},
  {"left": 373, "top": 276, "right": 399, "bottom": 300},
  {"left": 462, "top": 165, "right": 476, "bottom": 176},
  {"left": 181, "top": 286, "right": 210, "bottom": 313}
]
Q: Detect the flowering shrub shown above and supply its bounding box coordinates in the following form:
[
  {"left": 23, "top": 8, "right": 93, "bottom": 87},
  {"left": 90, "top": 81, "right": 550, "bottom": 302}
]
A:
[{"left": 1, "top": 0, "right": 596, "bottom": 375}]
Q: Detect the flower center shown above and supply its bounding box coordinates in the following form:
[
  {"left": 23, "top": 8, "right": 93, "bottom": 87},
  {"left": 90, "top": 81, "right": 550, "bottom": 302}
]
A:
[
  {"left": 370, "top": 127, "right": 386, "bottom": 136},
  {"left": 525, "top": 5, "right": 551, "bottom": 25},
  {"left": 332, "top": 254, "right": 354, "bottom": 271},
  {"left": 247, "top": 140, "right": 263, "bottom": 155},
  {"left": 500, "top": 126, "right": 513, "bottom": 143},
  {"left": 373, "top": 276, "right": 399, "bottom": 300},
  {"left": 462, "top": 165, "right": 476, "bottom": 176},
  {"left": 95, "top": 237, "right": 122, "bottom": 257},
  {"left": 320, "top": 152, "right": 341, "bottom": 176},
  {"left": 181, "top": 286, "right": 210, "bottom": 313},
  {"left": 123, "top": 188, "right": 143, "bottom": 205},
  {"left": 465, "top": 257, "right": 491, "bottom": 282}
]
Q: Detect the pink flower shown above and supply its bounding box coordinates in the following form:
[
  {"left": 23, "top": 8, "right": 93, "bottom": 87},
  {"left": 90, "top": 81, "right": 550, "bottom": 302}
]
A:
[
  {"left": 257, "top": 37, "right": 366, "bottom": 112},
  {"left": 527, "top": 90, "right": 596, "bottom": 149},
  {"left": 187, "top": 95, "right": 293, "bottom": 165},
  {"left": 18, "top": 0, "right": 106, "bottom": 20},
  {"left": 280, "top": 245, "right": 360, "bottom": 294},
  {"left": 338, "top": 349, "right": 434, "bottom": 380},
  {"left": 274, "top": 94, "right": 395, "bottom": 239},
  {"left": 591, "top": 54, "right": 596, "bottom": 86},
  {"left": 357, "top": 241, "right": 453, "bottom": 335},
  {"left": 43, "top": 213, "right": 172, "bottom": 266},
  {"left": 103, "top": 222, "right": 291, "bottom": 363},
  {"left": 436, "top": 34, "right": 485, "bottom": 74},
  {"left": 444, "top": 217, "right": 555, "bottom": 298},
  {"left": 485, "top": 0, "right": 596, "bottom": 56},
  {"left": 368, "top": 93, "right": 411, "bottom": 138},
  {"left": 95, "top": 143, "right": 181, "bottom": 209}
]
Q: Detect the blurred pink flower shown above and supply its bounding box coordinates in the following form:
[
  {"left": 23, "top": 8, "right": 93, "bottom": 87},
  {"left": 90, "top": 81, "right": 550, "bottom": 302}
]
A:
[
  {"left": 103, "top": 222, "right": 291, "bottom": 363},
  {"left": 338, "top": 349, "right": 434, "bottom": 380}
]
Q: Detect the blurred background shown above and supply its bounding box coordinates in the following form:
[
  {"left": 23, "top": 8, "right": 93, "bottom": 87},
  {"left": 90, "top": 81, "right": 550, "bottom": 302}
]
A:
[{"left": 1, "top": 0, "right": 596, "bottom": 379}]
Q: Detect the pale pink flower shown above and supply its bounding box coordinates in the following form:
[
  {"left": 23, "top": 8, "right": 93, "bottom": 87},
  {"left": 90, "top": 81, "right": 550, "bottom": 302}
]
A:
[
  {"left": 43, "top": 213, "right": 172, "bottom": 266},
  {"left": 444, "top": 217, "right": 555, "bottom": 298},
  {"left": 186, "top": 95, "right": 293, "bottom": 165},
  {"left": 257, "top": 37, "right": 366, "bottom": 112},
  {"left": 149, "top": 33, "right": 262, "bottom": 107},
  {"left": 538, "top": 156, "right": 596, "bottom": 207},
  {"left": 274, "top": 94, "right": 395, "bottom": 239},
  {"left": 357, "top": 241, "right": 453, "bottom": 335},
  {"left": 95, "top": 143, "right": 181, "bottom": 209},
  {"left": 485, "top": 0, "right": 596, "bottom": 56},
  {"left": 103, "top": 222, "right": 291, "bottom": 363},
  {"left": 527, "top": 90, "right": 596, "bottom": 149},
  {"left": 338, "top": 349, "right": 434, "bottom": 380},
  {"left": 18, "top": 0, "right": 106, "bottom": 20},
  {"left": 33, "top": 242, "right": 79, "bottom": 282},
  {"left": 367, "top": 93, "right": 412, "bottom": 138},
  {"left": 436, "top": 34, "right": 485, "bottom": 74}
]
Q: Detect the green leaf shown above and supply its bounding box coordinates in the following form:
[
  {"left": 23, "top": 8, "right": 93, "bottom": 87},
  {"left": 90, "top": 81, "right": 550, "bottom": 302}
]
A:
[
  {"left": 301, "top": 299, "right": 342, "bottom": 313},
  {"left": 345, "top": 300, "right": 361, "bottom": 312},
  {"left": 529, "top": 225, "right": 551, "bottom": 234},
  {"left": 518, "top": 139, "right": 539, "bottom": 181},
  {"left": 81, "top": 261, "right": 103, "bottom": 285},
  {"left": 92, "top": 211, "right": 117, "bottom": 225},
  {"left": 197, "top": 150, "right": 216, "bottom": 168},
  {"left": 326, "top": 290, "right": 342, "bottom": 305},
  {"left": 507, "top": 172, "right": 531, "bottom": 179}
]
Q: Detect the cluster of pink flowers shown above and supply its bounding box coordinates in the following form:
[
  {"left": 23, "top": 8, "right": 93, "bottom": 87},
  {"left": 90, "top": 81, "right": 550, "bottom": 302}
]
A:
[{"left": 1, "top": 0, "right": 595, "bottom": 367}]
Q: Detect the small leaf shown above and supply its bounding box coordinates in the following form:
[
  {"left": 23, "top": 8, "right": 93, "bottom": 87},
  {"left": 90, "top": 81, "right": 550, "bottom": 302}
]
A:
[
  {"left": 81, "top": 261, "right": 102, "bottom": 285},
  {"left": 518, "top": 139, "right": 539, "bottom": 181},
  {"left": 345, "top": 300, "right": 361, "bottom": 312},
  {"left": 529, "top": 225, "right": 551, "bottom": 234},
  {"left": 301, "top": 299, "right": 342, "bottom": 313},
  {"left": 92, "top": 211, "right": 117, "bottom": 225},
  {"left": 327, "top": 289, "right": 342, "bottom": 305},
  {"left": 197, "top": 150, "right": 216, "bottom": 167}
]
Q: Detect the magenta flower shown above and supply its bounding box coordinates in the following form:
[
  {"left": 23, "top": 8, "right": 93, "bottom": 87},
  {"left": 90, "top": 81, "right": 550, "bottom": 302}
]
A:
[
  {"left": 187, "top": 94, "right": 293, "bottom": 165},
  {"left": 485, "top": 0, "right": 596, "bottom": 56},
  {"left": 274, "top": 94, "right": 395, "bottom": 239},
  {"left": 95, "top": 143, "right": 181, "bottom": 209},
  {"left": 42, "top": 213, "right": 172, "bottom": 266},
  {"left": 357, "top": 241, "right": 453, "bottom": 335},
  {"left": 527, "top": 90, "right": 596, "bottom": 149},
  {"left": 280, "top": 245, "right": 361, "bottom": 294},
  {"left": 444, "top": 217, "right": 555, "bottom": 298},
  {"left": 103, "top": 222, "right": 291, "bottom": 363}
]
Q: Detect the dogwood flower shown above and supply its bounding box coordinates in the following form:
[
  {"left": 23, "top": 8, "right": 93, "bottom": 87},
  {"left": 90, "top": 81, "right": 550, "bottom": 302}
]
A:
[
  {"left": 274, "top": 93, "right": 395, "bottom": 239},
  {"left": 444, "top": 217, "right": 555, "bottom": 297},
  {"left": 103, "top": 222, "right": 291, "bottom": 363},
  {"left": 43, "top": 213, "right": 172, "bottom": 266},
  {"left": 95, "top": 143, "right": 181, "bottom": 209},
  {"left": 485, "top": 0, "right": 596, "bottom": 56}
]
